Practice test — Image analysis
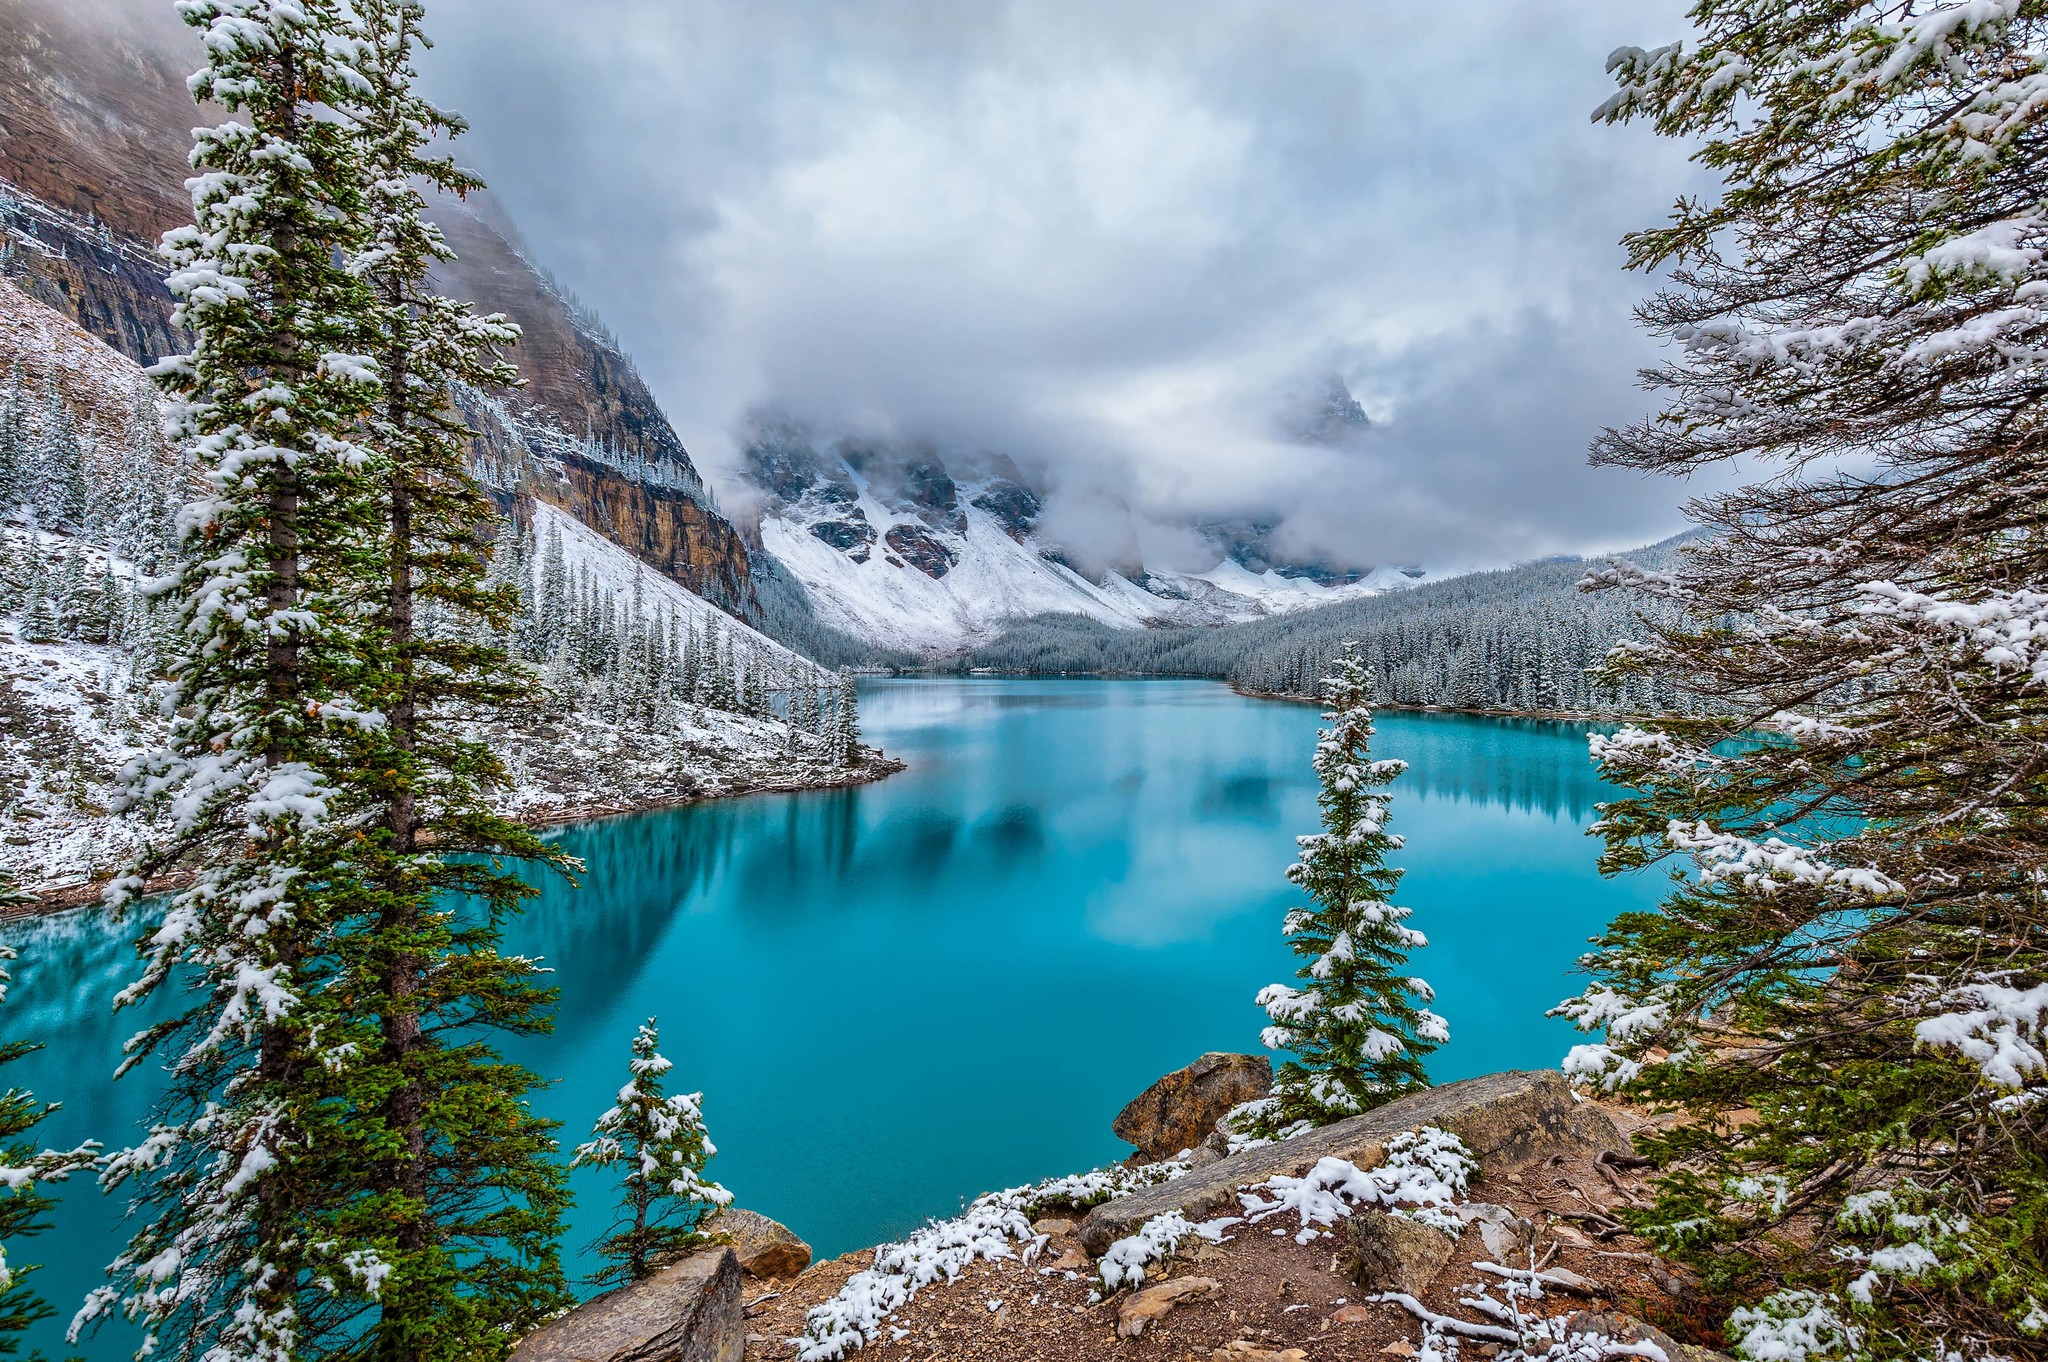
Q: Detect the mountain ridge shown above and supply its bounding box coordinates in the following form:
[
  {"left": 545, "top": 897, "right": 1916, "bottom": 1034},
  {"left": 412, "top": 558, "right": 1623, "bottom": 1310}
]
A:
[
  {"left": 0, "top": 0, "right": 763, "bottom": 613},
  {"left": 734, "top": 414, "right": 1422, "bottom": 655}
]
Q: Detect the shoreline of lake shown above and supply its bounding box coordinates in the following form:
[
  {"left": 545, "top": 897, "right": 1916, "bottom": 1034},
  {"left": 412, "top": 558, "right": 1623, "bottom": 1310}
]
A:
[{"left": 4, "top": 753, "right": 908, "bottom": 919}]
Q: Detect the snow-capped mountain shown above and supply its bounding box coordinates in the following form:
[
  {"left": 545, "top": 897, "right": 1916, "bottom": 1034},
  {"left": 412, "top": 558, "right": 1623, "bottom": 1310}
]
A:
[{"left": 736, "top": 418, "right": 1421, "bottom": 655}]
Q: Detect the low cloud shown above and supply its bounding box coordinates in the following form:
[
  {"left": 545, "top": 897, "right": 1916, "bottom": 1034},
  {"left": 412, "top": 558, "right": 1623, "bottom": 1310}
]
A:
[{"left": 407, "top": 0, "right": 1705, "bottom": 568}]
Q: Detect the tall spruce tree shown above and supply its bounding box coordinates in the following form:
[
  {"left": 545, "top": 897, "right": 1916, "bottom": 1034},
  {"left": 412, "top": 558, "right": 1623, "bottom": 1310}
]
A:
[
  {"left": 1254, "top": 645, "right": 1443, "bottom": 1126},
  {"left": 1564, "top": 7, "right": 2048, "bottom": 1358},
  {"left": 571, "top": 1020, "right": 731, "bottom": 1288},
  {"left": 333, "top": 2, "right": 576, "bottom": 1356},
  {"left": 74, "top": 3, "right": 394, "bottom": 1357}
]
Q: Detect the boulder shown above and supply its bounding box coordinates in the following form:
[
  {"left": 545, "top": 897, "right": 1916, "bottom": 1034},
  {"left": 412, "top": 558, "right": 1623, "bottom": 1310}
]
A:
[
  {"left": 1565, "top": 1310, "right": 1735, "bottom": 1362},
  {"left": 1081, "top": 1070, "right": 1625, "bottom": 1255},
  {"left": 703, "top": 1208, "right": 811, "bottom": 1280},
  {"left": 1113, "top": 1053, "right": 1273, "bottom": 1161},
  {"left": 1345, "top": 1209, "right": 1458, "bottom": 1294},
  {"left": 1449, "top": 1202, "right": 1536, "bottom": 1263},
  {"left": 1116, "top": 1275, "right": 1224, "bottom": 1338},
  {"left": 512, "top": 1248, "right": 742, "bottom": 1362}
]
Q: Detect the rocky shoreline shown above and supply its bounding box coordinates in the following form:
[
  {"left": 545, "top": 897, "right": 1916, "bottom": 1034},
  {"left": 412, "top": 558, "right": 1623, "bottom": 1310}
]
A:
[{"left": 531, "top": 1056, "right": 1733, "bottom": 1362}]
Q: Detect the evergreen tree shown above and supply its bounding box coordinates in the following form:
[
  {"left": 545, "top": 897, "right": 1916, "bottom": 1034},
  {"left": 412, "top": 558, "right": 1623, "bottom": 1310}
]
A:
[
  {"left": 1562, "top": 9, "right": 2048, "bottom": 1358},
  {"left": 834, "top": 669, "right": 862, "bottom": 767},
  {"left": 29, "top": 381, "right": 86, "bottom": 534},
  {"left": 571, "top": 1019, "right": 732, "bottom": 1288},
  {"left": 1254, "top": 645, "right": 1443, "bottom": 1127},
  {"left": 332, "top": 2, "right": 577, "bottom": 1355},
  {"left": 74, "top": 4, "right": 395, "bottom": 1358},
  {"left": 0, "top": 366, "right": 25, "bottom": 519},
  {"left": 0, "top": 868, "right": 98, "bottom": 1359}
]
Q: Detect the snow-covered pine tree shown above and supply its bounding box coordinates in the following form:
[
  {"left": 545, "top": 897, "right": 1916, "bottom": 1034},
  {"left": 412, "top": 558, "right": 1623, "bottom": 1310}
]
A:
[
  {"left": 1254, "top": 645, "right": 1442, "bottom": 1127},
  {"left": 0, "top": 365, "right": 25, "bottom": 520},
  {"left": 571, "top": 1019, "right": 732, "bottom": 1287},
  {"left": 834, "top": 668, "right": 862, "bottom": 767},
  {"left": 74, "top": 4, "right": 396, "bottom": 1358},
  {"left": 1563, "top": 9, "right": 2048, "bottom": 1358},
  {"left": 535, "top": 520, "right": 567, "bottom": 657},
  {"left": 29, "top": 379, "right": 87, "bottom": 534},
  {"left": 0, "top": 867, "right": 98, "bottom": 1355},
  {"left": 331, "top": 3, "right": 577, "bottom": 1354}
]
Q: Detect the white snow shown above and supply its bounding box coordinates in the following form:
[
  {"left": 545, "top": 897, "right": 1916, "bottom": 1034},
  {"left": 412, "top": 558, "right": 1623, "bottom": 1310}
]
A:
[
  {"left": 755, "top": 462, "right": 1422, "bottom": 655},
  {"left": 1235, "top": 1128, "right": 1474, "bottom": 1244},
  {"left": 533, "top": 500, "right": 811, "bottom": 673}
]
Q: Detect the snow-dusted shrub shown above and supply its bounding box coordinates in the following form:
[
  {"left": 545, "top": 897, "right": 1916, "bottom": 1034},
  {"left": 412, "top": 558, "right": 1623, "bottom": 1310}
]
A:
[{"left": 1239, "top": 1127, "right": 1473, "bottom": 1245}]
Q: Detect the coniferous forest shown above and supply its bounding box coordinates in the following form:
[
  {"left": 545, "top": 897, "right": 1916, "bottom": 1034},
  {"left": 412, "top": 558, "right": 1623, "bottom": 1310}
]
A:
[{"left": 962, "top": 539, "right": 1695, "bottom": 716}]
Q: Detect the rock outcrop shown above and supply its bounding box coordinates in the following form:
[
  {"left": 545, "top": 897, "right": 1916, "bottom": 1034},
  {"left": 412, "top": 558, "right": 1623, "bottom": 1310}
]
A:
[
  {"left": 1343, "top": 1208, "right": 1457, "bottom": 1295},
  {"left": 703, "top": 1207, "right": 812, "bottom": 1280},
  {"left": 1448, "top": 1200, "right": 1537, "bottom": 1262},
  {"left": 1111, "top": 1052, "right": 1272, "bottom": 1161},
  {"left": 1079, "top": 1069, "right": 1624, "bottom": 1255},
  {"left": 511, "top": 1248, "right": 742, "bottom": 1362}
]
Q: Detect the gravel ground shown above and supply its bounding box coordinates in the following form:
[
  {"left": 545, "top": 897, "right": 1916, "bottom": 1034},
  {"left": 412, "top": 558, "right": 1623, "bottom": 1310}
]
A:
[{"left": 741, "top": 1112, "right": 1724, "bottom": 1362}]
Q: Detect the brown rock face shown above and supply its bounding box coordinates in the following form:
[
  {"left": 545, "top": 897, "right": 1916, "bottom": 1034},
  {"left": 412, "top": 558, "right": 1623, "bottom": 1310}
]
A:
[
  {"left": 512, "top": 1248, "right": 742, "bottom": 1362},
  {"left": 882, "top": 523, "right": 958, "bottom": 579},
  {"left": 1112, "top": 1052, "right": 1274, "bottom": 1161},
  {"left": 703, "top": 1208, "right": 812, "bottom": 1280},
  {"left": 537, "top": 444, "right": 753, "bottom": 608},
  {"left": 1343, "top": 1208, "right": 1456, "bottom": 1295}
]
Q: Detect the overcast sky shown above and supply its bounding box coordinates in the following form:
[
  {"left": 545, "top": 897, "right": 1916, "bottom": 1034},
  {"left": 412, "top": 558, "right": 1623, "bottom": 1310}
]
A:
[{"left": 411, "top": 0, "right": 1707, "bottom": 571}]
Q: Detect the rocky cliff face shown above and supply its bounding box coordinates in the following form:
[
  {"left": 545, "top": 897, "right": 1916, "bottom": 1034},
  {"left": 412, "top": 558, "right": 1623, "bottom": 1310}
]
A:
[{"left": 0, "top": 0, "right": 757, "bottom": 609}]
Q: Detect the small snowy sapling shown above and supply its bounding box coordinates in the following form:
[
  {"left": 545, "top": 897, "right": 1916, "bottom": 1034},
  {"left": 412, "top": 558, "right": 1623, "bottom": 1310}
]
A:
[
  {"left": 1255, "top": 643, "right": 1445, "bottom": 1127},
  {"left": 573, "top": 1019, "right": 733, "bottom": 1286}
]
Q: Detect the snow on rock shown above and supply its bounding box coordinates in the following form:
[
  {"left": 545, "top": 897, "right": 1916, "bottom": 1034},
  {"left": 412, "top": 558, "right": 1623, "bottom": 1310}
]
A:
[
  {"left": 1235, "top": 1128, "right": 1474, "bottom": 1245},
  {"left": 794, "top": 1158, "right": 1190, "bottom": 1361},
  {"left": 795, "top": 1127, "right": 1477, "bottom": 1359},
  {"left": 753, "top": 452, "right": 1420, "bottom": 655},
  {"left": 0, "top": 275, "right": 157, "bottom": 420}
]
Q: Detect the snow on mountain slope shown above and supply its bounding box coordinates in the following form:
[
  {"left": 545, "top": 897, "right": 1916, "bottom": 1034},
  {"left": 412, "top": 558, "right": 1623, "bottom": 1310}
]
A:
[
  {"left": 1181, "top": 559, "right": 1423, "bottom": 614},
  {"left": 739, "top": 422, "right": 1422, "bottom": 655},
  {"left": 532, "top": 500, "right": 815, "bottom": 670},
  {"left": 761, "top": 495, "right": 1162, "bottom": 654},
  {"left": 0, "top": 519, "right": 873, "bottom": 903}
]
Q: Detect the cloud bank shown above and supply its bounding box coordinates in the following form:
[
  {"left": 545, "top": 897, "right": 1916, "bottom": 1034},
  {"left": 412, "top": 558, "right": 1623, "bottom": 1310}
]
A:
[{"left": 413, "top": 0, "right": 1706, "bottom": 569}]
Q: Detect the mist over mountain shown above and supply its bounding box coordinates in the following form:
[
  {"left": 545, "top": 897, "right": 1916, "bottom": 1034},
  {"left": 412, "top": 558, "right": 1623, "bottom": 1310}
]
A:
[{"left": 410, "top": 0, "right": 1709, "bottom": 574}]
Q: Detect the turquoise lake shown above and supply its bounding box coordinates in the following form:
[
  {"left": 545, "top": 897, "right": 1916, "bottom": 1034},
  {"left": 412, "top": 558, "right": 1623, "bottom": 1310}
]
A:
[{"left": 1, "top": 678, "right": 1662, "bottom": 1359}]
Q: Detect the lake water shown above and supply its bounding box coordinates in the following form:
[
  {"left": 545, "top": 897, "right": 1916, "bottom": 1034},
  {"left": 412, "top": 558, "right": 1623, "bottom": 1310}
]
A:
[{"left": 3, "top": 678, "right": 1660, "bottom": 1359}]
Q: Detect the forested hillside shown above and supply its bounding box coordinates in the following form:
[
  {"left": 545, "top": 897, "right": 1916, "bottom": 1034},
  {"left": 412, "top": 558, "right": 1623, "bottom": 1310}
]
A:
[
  {"left": 965, "top": 535, "right": 1693, "bottom": 715},
  {"left": 0, "top": 276, "right": 874, "bottom": 898}
]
